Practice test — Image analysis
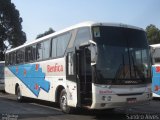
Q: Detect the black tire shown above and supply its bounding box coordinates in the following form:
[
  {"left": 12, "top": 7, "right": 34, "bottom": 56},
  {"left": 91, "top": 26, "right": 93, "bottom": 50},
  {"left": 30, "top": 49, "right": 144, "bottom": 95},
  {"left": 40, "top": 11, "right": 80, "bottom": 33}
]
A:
[
  {"left": 59, "top": 89, "right": 72, "bottom": 113},
  {"left": 16, "top": 86, "right": 23, "bottom": 102}
]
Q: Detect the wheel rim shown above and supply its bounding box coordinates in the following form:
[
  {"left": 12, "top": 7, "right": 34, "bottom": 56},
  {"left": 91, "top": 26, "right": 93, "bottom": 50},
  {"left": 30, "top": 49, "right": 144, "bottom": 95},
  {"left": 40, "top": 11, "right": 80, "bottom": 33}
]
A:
[
  {"left": 17, "top": 92, "right": 21, "bottom": 100},
  {"left": 17, "top": 88, "right": 21, "bottom": 100},
  {"left": 60, "top": 94, "right": 67, "bottom": 111}
]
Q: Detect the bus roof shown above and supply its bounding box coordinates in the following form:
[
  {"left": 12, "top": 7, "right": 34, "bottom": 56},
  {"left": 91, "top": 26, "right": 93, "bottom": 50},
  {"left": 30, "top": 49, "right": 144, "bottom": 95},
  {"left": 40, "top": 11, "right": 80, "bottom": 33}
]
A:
[
  {"left": 150, "top": 44, "right": 160, "bottom": 49},
  {"left": 0, "top": 61, "right": 5, "bottom": 64},
  {"left": 6, "top": 21, "right": 144, "bottom": 53}
]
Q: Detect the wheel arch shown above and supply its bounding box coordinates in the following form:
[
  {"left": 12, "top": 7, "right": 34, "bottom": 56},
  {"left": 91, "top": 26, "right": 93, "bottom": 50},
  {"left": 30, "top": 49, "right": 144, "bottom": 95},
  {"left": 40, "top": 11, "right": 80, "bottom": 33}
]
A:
[
  {"left": 55, "top": 85, "right": 65, "bottom": 103},
  {"left": 15, "top": 83, "right": 19, "bottom": 95}
]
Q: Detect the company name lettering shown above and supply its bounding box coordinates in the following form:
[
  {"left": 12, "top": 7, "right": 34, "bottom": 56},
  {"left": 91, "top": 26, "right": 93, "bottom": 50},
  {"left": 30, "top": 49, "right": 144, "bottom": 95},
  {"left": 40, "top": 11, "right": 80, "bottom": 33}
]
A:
[
  {"left": 99, "top": 90, "right": 112, "bottom": 94},
  {"left": 47, "top": 63, "right": 63, "bottom": 72}
]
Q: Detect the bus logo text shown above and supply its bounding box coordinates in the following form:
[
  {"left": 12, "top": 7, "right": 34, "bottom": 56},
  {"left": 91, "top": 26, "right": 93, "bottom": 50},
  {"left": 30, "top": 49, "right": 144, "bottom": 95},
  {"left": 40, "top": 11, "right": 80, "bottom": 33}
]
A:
[
  {"left": 47, "top": 63, "right": 63, "bottom": 72},
  {"left": 99, "top": 90, "right": 112, "bottom": 94}
]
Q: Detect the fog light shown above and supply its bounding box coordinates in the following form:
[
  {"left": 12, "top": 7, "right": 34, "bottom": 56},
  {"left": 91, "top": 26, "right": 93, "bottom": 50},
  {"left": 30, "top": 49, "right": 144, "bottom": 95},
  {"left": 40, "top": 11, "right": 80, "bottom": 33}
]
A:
[
  {"left": 100, "top": 103, "right": 106, "bottom": 107},
  {"left": 107, "top": 96, "right": 112, "bottom": 101},
  {"left": 102, "top": 96, "right": 106, "bottom": 101}
]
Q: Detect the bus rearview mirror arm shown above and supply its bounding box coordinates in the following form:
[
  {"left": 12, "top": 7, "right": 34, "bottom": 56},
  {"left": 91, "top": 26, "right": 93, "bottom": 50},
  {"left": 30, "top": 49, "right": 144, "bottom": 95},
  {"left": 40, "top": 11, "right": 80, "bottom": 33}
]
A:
[{"left": 79, "top": 40, "right": 96, "bottom": 48}]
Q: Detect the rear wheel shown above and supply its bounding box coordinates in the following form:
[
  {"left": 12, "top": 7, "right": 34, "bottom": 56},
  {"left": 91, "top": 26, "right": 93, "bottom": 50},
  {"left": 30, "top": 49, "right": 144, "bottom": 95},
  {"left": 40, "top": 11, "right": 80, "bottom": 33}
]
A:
[
  {"left": 59, "top": 89, "right": 72, "bottom": 113},
  {"left": 16, "top": 86, "right": 23, "bottom": 102}
]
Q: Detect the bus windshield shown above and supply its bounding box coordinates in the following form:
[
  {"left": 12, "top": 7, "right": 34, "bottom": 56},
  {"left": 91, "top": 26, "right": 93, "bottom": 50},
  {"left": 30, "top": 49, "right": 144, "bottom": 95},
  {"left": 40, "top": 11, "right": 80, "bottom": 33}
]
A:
[{"left": 92, "top": 26, "right": 151, "bottom": 85}]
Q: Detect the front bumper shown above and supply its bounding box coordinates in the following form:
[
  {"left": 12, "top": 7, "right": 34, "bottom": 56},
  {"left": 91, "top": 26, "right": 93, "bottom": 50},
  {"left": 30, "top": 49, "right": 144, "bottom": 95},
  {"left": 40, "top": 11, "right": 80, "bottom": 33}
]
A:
[{"left": 91, "top": 92, "right": 152, "bottom": 109}]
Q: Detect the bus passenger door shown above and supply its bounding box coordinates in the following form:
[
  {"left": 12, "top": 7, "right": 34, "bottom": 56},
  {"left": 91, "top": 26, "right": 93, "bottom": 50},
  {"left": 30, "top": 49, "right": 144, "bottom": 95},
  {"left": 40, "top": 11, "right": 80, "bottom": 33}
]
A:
[
  {"left": 76, "top": 47, "right": 92, "bottom": 107},
  {"left": 66, "top": 52, "right": 78, "bottom": 107}
]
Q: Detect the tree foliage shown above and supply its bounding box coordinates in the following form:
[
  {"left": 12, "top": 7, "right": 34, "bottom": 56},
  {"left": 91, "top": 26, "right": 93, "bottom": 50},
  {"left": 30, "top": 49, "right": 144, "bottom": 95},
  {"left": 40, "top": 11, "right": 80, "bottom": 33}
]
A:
[
  {"left": 36, "top": 28, "right": 55, "bottom": 39},
  {"left": 146, "top": 24, "right": 160, "bottom": 45},
  {"left": 0, "top": 0, "right": 26, "bottom": 60}
]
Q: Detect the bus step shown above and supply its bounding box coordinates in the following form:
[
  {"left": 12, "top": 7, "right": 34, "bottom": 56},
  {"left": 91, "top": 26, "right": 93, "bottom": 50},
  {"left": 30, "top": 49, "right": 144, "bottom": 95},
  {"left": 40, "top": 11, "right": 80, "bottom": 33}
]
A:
[
  {"left": 83, "top": 105, "right": 91, "bottom": 109},
  {"left": 80, "top": 91, "right": 92, "bottom": 94},
  {"left": 84, "top": 98, "right": 92, "bottom": 101},
  {"left": 82, "top": 98, "right": 92, "bottom": 105}
]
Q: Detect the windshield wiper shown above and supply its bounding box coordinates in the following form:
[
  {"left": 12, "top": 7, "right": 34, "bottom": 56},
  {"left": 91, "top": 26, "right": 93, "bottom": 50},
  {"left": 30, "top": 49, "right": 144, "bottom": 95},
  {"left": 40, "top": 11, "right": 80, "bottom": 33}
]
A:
[
  {"left": 114, "top": 64, "right": 122, "bottom": 80},
  {"left": 131, "top": 55, "right": 145, "bottom": 79},
  {"left": 131, "top": 54, "right": 137, "bottom": 78},
  {"left": 115, "top": 54, "right": 128, "bottom": 80}
]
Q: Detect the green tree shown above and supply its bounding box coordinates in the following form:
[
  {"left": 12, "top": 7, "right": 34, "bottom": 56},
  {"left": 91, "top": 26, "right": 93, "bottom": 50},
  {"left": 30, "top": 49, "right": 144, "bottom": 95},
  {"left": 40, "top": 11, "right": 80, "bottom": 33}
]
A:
[
  {"left": 36, "top": 28, "right": 55, "bottom": 39},
  {"left": 146, "top": 24, "right": 160, "bottom": 45},
  {"left": 0, "top": 0, "right": 26, "bottom": 60}
]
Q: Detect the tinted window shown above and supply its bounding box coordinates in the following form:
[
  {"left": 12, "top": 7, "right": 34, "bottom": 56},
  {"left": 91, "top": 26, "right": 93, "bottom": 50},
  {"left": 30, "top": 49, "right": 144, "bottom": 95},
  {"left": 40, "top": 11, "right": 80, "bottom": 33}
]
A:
[
  {"left": 74, "top": 27, "right": 91, "bottom": 47},
  {"left": 93, "top": 26, "right": 151, "bottom": 84},
  {"left": 9, "top": 52, "right": 16, "bottom": 65},
  {"left": 151, "top": 48, "right": 160, "bottom": 64},
  {"left": 5, "top": 54, "right": 9, "bottom": 66},
  {"left": 25, "top": 45, "right": 37, "bottom": 62},
  {"left": 94, "top": 26, "right": 148, "bottom": 48},
  {"left": 16, "top": 49, "right": 24, "bottom": 64},
  {"left": 25, "top": 47, "right": 31, "bottom": 62},
  {"left": 31, "top": 45, "right": 36, "bottom": 61},
  {"left": 51, "top": 38, "right": 57, "bottom": 58},
  {"left": 67, "top": 52, "right": 74, "bottom": 75},
  {"left": 57, "top": 32, "right": 71, "bottom": 57},
  {"left": 13, "top": 52, "right": 16, "bottom": 65},
  {"left": 43, "top": 39, "right": 51, "bottom": 59},
  {"left": 36, "top": 42, "right": 43, "bottom": 60},
  {"left": 9, "top": 53, "right": 11, "bottom": 65},
  {"left": 0, "top": 63, "right": 4, "bottom": 79}
]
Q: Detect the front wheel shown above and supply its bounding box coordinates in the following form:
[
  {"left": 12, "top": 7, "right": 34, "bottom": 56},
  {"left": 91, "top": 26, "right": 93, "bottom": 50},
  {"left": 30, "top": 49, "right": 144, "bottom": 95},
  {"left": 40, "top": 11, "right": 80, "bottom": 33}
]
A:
[{"left": 59, "top": 89, "right": 72, "bottom": 113}]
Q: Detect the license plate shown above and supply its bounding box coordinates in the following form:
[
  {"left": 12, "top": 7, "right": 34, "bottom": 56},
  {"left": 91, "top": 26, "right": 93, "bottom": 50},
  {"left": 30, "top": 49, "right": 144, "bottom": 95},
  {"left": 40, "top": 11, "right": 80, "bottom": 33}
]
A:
[{"left": 127, "top": 98, "right": 137, "bottom": 104}]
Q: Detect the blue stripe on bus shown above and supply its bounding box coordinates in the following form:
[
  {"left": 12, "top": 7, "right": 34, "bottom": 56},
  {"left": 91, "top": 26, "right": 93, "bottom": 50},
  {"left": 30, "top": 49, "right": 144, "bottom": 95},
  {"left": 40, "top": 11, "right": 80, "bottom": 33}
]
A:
[{"left": 8, "top": 64, "right": 50, "bottom": 97}]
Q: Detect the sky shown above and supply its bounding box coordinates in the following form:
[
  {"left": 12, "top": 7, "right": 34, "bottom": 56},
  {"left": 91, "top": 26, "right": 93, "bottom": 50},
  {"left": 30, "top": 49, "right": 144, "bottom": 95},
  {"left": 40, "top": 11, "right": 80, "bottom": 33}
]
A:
[{"left": 11, "top": 0, "right": 160, "bottom": 43}]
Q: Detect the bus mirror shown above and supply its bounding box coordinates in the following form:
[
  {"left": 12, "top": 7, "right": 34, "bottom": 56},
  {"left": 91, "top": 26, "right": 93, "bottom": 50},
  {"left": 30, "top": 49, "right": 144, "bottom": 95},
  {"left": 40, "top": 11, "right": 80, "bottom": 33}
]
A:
[
  {"left": 79, "top": 40, "right": 97, "bottom": 65},
  {"left": 91, "top": 44, "right": 97, "bottom": 66},
  {"left": 79, "top": 41, "right": 90, "bottom": 48},
  {"left": 89, "top": 40, "right": 96, "bottom": 45},
  {"left": 79, "top": 40, "right": 96, "bottom": 48}
]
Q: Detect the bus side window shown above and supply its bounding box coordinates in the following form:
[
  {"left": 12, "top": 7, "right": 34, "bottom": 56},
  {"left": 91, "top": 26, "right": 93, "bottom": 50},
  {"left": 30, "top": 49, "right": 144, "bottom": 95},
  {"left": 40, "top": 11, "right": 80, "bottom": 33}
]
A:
[
  {"left": 43, "top": 39, "right": 51, "bottom": 60},
  {"left": 30, "top": 45, "right": 36, "bottom": 61},
  {"left": 154, "top": 48, "right": 160, "bottom": 64},
  {"left": 9, "top": 53, "right": 11, "bottom": 65},
  {"left": 25, "top": 47, "right": 31, "bottom": 62},
  {"left": 16, "top": 48, "right": 25, "bottom": 64},
  {"left": 67, "top": 52, "right": 74, "bottom": 75},
  {"left": 51, "top": 37, "right": 57, "bottom": 58},
  {"left": 74, "top": 27, "right": 91, "bottom": 48},
  {"left": 57, "top": 32, "right": 71, "bottom": 57},
  {"left": 36, "top": 42, "right": 43, "bottom": 61},
  {"left": 10, "top": 52, "right": 16, "bottom": 65},
  {"left": 5, "top": 54, "right": 9, "bottom": 66}
]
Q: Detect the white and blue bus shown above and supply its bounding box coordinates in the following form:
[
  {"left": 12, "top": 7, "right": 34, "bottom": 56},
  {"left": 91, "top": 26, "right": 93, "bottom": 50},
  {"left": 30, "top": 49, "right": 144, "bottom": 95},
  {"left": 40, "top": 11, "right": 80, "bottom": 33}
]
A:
[
  {"left": 5, "top": 22, "right": 152, "bottom": 113},
  {"left": 0, "top": 61, "right": 5, "bottom": 91},
  {"left": 150, "top": 44, "right": 160, "bottom": 98}
]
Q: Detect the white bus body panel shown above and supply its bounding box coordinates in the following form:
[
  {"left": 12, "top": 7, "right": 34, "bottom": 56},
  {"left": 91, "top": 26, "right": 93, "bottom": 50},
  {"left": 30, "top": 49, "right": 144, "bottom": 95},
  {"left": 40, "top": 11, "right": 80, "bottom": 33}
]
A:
[
  {"left": 152, "top": 93, "right": 160, "bottom": 97},
  {"left": 91, "top": 84, "right": 151, "bottom": 109},
  {"left": 5, "top": 57, "right": 77, "bottom": 107},
  {"left": 5, "top": 58, "right": 61, "bottom": 100},
  {"left": 66, "top": 80, "right": 77, "bottom": 107}
]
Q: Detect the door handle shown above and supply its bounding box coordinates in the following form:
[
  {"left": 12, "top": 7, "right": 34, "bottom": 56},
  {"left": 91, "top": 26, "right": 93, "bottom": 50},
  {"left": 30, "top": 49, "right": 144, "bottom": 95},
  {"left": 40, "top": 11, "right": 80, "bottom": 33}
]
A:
[{"left": 58, "top": 78, "right": 63, "bottom": 81}]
